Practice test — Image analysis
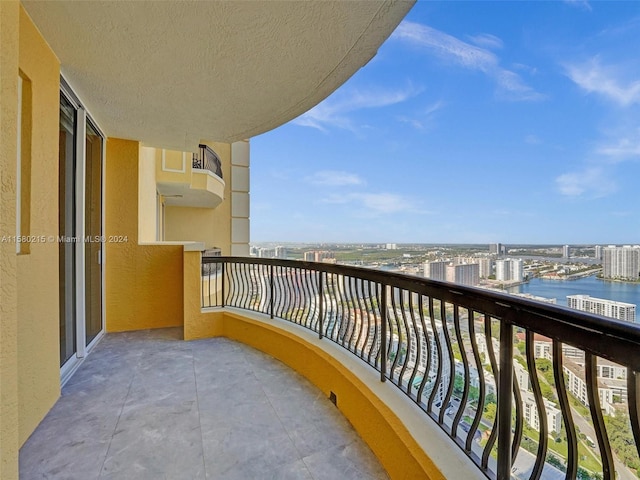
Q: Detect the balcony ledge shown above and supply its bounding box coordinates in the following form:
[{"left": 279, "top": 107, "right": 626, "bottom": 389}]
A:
[
  {"left": 191, "top": 307, "right": 484, "bottom": 480},
  {"left": 157, "top": 170, "right": 224, "bottom": 209}
]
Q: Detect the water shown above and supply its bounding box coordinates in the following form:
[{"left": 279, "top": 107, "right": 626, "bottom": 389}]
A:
[{"left": 507, "top": 275, "right": 640, "bottom": 308}]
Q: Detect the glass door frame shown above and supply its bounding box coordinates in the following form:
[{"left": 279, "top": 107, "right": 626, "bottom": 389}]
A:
[{"left": 59, "top": 77, "right": 106, "bottom": 384}]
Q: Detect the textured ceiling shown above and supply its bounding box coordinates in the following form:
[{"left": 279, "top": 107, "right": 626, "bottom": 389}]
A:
[{"left": 23, "top": 0, "right": 413, "bottom": 151}]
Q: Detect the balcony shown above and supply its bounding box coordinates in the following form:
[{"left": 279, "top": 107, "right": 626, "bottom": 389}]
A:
[
  {"left": 195, "top": 257, "right": 640, "bottom": 480},
  {"left": 19, "top": 328, "right": 387, "bottom": 479},
  {"left": 156, "top": 146, "right": 225, "bottom": 209},
  {"left": 193, "top": 144, "right": 223, "bottom": 179}
]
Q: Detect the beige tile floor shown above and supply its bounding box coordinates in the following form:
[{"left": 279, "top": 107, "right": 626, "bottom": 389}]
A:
[{"left": 19, "top": 328, "right": 388, "bottom": 480}]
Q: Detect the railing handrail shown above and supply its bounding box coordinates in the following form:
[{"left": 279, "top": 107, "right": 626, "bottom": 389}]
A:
[
  {"left": 192, "top": 144, "right": 223, "bottom": 179},
  {"left": 203, "top": 256, "right": 640, "bottom": 370},
  {"left": 201, "top": 255, "right": 640, "bottom": 479}
]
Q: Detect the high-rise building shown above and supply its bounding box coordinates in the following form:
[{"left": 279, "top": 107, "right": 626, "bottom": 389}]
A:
[
  {"left": 603, "top": 245, "right": 640, "bottom": 281},
  {"left": 567, "top": 294, "right": 636, "bottom": 322},
  {"left": 489, "top": 243, "right": 503, "bottom": 256},
  {"left": 563, "top": 245, "right": 570, "bottom": 258},
  {"left": 446, "top": 263, "right": 480, "bottom": 286},
  {"left": 386, "top": 243, "right": 398, "bottom": 250},
  {"left": 477, "top": 258, "right": 494, "bottom": 279},
  {"left": 275, "top": 246, "right": 287, "bottom": 259},
  {"left": 495, "top": 259, "right": 524, "bottom": 282},
  {"left": 595, "top": 245, "right": 603, "bottom": 261},
  {"left": 424, "top": 261, "right": 448, "bottom": 282}
]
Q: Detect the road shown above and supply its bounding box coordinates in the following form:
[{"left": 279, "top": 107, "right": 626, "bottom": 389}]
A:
[{"left": 570, "top": 405, "right": 636, "bottom": 480}]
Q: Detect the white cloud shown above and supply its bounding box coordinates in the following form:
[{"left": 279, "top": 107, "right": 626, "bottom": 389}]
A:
[
  {"left": 495, "top": 70, "right": 545, "bottom": 101},
  {"left": 596, "top": 130, "right": 640, "bottom": 160},
  {"left": 467, "top": 33, "right": 504, "bottom": 50},
  {"left": 394, "top": 21, "right": 498, "bottom": 72},
  {"left": 306, "top": 170, "right": 365, "bottom": 187},
  {"left": 555, "top": 167, "right": 617, "bottom": 197},
  {"left": 292, "top": 84, "right": 421, "bottom": 132},
  {"left": 525, "top": 134, "right": 541, "bottom": 145},
  {"left": 396, "top": 100, "right": 444, "bottom": 130},
  {"left": 393, "top": 21, "right": 544, "bottom": 101},
  {"left": 563, "top": 0, "right": 592, "bottom": 12},
  {"left": 322, "top": 192, "right": 429, "bottom": 216},
  {"left": 565, "top": 57, "right": 640, "bottom": 107}
]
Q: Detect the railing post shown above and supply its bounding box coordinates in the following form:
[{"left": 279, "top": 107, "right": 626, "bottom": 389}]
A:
[
  {"left": 269, "top": 263, "right": 274, "bottom": 319},
  {"left": 497, "top": 316, "right": 513, "bottom": 479},
  {"left": 221, "top": 262, "right": 225, "bottom": 307},
  {"left": 380, "top": 283, "right": 387, "bottom": 383},
  {"left": 318, "top": 271, "right": 324, "bottom": 339}
]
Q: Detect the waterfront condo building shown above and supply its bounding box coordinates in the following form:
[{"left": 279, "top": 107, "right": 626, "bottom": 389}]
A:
[
  {"left": 495, "top": 258, "right": 524, "bottom": 282},
  {"left": 567, "top": 294, "right": 636, "bottom": 322},
  {"left": 424, "top": 260, "right": 448, "bottom": 281},
  {"left": 477, "top": 257, "right": 494, "bottom": 279},
  {"left": 445, "top": 263, "right": 480, "bottom": 287},
  {"left": 603, "top": 245, "right": 640, "bottom": 281},
  {"left": 595, "top": 245, "right": 603, "bottom": 261}
]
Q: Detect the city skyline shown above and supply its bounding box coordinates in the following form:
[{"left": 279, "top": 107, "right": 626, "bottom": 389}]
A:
[{"left": 251, "top": 1, "right": 640, "bottom": 244}]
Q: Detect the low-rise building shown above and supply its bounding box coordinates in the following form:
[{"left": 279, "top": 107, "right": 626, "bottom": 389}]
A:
[{"left": 567, "top": 294, "right": 636, "bottom": 322}]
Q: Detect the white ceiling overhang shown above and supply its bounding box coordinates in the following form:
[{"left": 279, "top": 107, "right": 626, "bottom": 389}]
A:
[{"left": 23, "top": 0, "right": 414, "bottom": 151}]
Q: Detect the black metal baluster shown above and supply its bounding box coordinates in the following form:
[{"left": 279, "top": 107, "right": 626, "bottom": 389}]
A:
[
  {"left": 585, "top": 353, "right": 613, "bottom": 480},
  {"left": 380, "top": 282, "right": 387, "bottom": 383},
  {"left": 318, "top": 271, "right": 324, "bottom": 339},
  {"left": 397, "top": 290, "right": 412, "bottom": 393},
  {"left": 427, "top": 297, "right": 443, "bottom": 414},
  {"left": 466, "top": 309, "right": 485, "bottom": 454},
  {"left": 451, "top": 305, "right": 469, "bottom": 438},
  {"left": 525, "top": 330, "right": 548, "bottom": 480},
  {"left": 482, "top": 315, "right": 499, "bottom": 471},
  {"left": 439, "top": 301, "right": 455, "bottom": 426},
  {"left": 628, "top": 369, "right": 640, "bottom": 461},
  {"left": 497, "top": 317, "right": 513, "bottom": 480},
  {"left": 416, "top": 295, "right": 431, "bottom": 407},
  {"left": 389, "top": 289, "right": 402, "bottom": 384},
  {"left": 407, "top": 294, "right": 421, "bottom": 398},
  {"left": 512, "top": 369, "right": 523, "bottom": 462},
  {"left": 269, "top": 263, "right": 274, "bottom": 319},
  {"left": 552, "top": 340, "right": 577, "bottom": 480}
]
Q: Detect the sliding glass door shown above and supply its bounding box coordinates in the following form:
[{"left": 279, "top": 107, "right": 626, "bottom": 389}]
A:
[
  {"left": 85, "top": 121, "right": 103, "bottom": 346},
  {"left": 59, "top": 94, "right": 77, "bottom": 366},
  {"left": 59, "top": 83, "right": 104, "bottom": 377}
]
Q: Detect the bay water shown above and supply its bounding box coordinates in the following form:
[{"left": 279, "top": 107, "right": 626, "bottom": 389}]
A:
[{"left": 507, "top": 275, "right": 640, "bottom": 309}]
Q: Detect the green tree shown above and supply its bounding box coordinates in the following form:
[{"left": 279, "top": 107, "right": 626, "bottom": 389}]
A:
[
  {"left": 484, "top": 402, "right": 497, "bottom": 422},
  {"left": 603, "top": 414, "right": 640, "bottom": 472}
]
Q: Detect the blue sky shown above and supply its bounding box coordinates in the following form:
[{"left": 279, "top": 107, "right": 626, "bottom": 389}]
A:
[{"left": 251, "top": 1, "right": 640, "bottom": 244}]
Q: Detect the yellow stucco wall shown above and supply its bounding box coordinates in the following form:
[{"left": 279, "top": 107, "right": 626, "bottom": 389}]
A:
[
  {"left": 165, "top": 142, "right": 232, "bottom": 253},
  {"left": 1, "top": 5, "right": 62, "bottom": 475},
  {"left": 106, "top": 138, "right": 184, "bottom": 332},
  {"left": 15, "top": 5, "right": 61, "bottom": 447},
  {"left": 138, "top": 146, "right": 158, "bottom": 242},
  {"left": 1, "top": 2, "right": 20, "bottom": 478},
  {"left": 164, "top": 206, "right": 219, "bottom": 250},
  {"left": 183, "top": 251, "right": 225, "bottom": 340}
]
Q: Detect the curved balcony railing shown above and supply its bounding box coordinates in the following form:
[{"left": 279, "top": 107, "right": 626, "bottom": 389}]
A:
[
  {"left": 201, "top": 257, "right": 640, "bottom": 480},
  {"left": 192, "top": 144, "right": 223, "bottom": 179}
]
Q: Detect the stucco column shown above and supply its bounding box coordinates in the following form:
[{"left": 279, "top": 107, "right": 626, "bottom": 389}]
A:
[{"left": 230, "top": 140, "right": 250, "bottom": 256}]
